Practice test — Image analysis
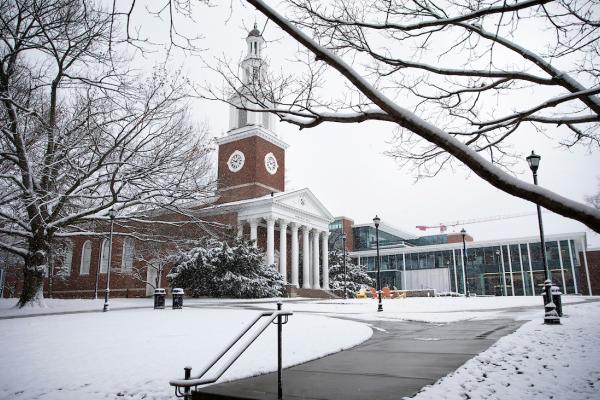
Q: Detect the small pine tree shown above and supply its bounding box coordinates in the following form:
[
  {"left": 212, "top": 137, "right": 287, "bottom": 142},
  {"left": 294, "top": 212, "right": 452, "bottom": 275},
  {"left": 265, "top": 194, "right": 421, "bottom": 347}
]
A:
[
  {"left": 328, "top": 249, "right": 374, "bottom": 298},
  {"left": 167, "top": 237, "right": 284, "bottom": 298}
]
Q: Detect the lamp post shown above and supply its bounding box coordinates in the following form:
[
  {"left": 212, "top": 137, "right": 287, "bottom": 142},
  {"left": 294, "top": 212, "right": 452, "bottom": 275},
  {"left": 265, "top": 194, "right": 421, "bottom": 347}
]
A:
[
  {"left": 373, "top": 215, "right": 383, "bottom": 312},
  {"left": 342, "top": 233, "right": 347, "bottom": 300},
  {"left": 461, "top": 228, "right": 469, "bottom": 297},
  {"left": 526, "top": 150, "right": 559, "bottom": 324},
  {"left": 103, "top": 207, "right": 116, "bottom": 312}
]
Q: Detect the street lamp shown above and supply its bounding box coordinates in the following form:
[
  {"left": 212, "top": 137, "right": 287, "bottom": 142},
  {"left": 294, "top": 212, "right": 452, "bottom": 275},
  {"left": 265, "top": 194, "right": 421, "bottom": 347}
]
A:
[
  {"left": 526, "top": 151, "right": 560, "bottom": 324},
  {"left": 373, "top": 215, "right": 383, "bottom": 312},
  {"left": 342, "top": 233, "right": 347, "bottom": 300},
  {"left": 103, "top": 207, "right": 116, "bottom": 312},
  {"left": 461, "top": 228, "right": 469, "bottom": 297}
]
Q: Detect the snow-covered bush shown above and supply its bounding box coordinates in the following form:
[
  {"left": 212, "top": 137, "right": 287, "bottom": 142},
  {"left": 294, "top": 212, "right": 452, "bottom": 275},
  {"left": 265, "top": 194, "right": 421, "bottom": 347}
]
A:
[
  {"left": 167, "top": 238, "right": 284, "bottom": 298},
  {"left": 328, "top": 250, "right": 374, "bottom": 298}
]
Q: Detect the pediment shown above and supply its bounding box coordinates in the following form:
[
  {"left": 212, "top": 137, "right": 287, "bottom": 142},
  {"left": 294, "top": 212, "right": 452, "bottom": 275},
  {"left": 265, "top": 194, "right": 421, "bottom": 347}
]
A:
[{"left": 273, "top": 188, "right": 334, "bottom": 221}]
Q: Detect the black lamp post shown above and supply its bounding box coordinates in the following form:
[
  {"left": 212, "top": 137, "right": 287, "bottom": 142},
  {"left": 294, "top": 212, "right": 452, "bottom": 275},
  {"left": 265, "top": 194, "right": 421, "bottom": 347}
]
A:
[
  {"left": 526, "top": 150, "right": 559, "bottom": 324},
  {"left": 373, "top": 215, "right": 383, "bottom": 312},
  {"left": 461, "top": 228, "right": 469, "bottom": 297},
  {"left": 103, "top": 207, "right": 116, "bottom": 312},
  {"left": 342, "top": 233, "right": 347, "bottom": 300}
]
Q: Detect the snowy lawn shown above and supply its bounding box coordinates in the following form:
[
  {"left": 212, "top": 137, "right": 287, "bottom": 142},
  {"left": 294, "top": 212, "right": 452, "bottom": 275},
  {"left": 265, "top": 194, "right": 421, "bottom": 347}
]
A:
[
  {"left": 0, "top": 297, "right": 287, "bottom": 318},
  {"left": 0, "top": 307, "right": 371, "bottom": 400},
  {"left": 283, "top": 295, "right": 593, "bottom": 323},
  {"left": 406, "top": 301, "right": 600, "bottom": 400}
]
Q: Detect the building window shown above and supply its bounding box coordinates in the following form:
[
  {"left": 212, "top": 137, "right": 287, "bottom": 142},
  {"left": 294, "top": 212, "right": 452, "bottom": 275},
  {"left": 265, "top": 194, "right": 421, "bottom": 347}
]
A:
[
  {"left": 80, "top": 240, "right": 91, "bottom": 275},
  {"left": 63, "top": 241, "right": 73, "bottom": 276},
  {"left": 100, "top": 239, "right": 110, "bottom": 273},
  {"left": 121, "top": 238, "right": 135, "bottom": 272}
]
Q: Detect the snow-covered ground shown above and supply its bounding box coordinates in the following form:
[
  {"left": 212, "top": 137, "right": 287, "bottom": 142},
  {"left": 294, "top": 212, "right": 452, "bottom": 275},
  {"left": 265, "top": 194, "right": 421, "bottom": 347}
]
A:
[
  {"left": 0, "top": 306, "right": 371, "bottom": 400},
  {"left": 406, "top": 300, "right": 600, "bottom": 400},
  {"left": 281, "top": 295, "right": 592, "bottom": 323},
  {"left": 1, "top": 296, "right": 597, "bottom": 400},
  {"left": 0, "top": 297, "right": 285, "bottom": 318}
]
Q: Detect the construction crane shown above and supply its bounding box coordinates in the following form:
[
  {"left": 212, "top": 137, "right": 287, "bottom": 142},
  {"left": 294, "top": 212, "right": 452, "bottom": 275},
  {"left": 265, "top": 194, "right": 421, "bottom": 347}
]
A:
[{"left": 416, "top": 211, "right": 540, "bottom": 233}]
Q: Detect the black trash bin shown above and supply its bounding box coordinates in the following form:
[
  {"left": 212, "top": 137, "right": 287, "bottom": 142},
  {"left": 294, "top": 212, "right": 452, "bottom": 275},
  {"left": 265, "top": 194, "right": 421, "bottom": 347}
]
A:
[
  {"left": 541, "top": 282, "right": 562, "bottom": 317},
  {"left": 154, "top": 288, "right": 166, "bottom": 309},
  {"left": 172, "top": 288, "right": 184, "bottom": 309}
]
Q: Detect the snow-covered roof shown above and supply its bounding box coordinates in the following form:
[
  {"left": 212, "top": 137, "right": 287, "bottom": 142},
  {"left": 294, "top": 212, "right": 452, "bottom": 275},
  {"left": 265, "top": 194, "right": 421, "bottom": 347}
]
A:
[{"left": 201, "top": 188, "right": 334, "bottom": 230}]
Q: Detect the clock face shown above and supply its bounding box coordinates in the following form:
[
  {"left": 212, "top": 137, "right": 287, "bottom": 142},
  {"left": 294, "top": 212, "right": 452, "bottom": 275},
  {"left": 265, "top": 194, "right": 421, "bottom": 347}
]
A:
[
  {"left": 264, "top": 152, "right": 278, "bottom": 175},
  {"left": 227, "top": 150, "right": 245, "bottom": 172}
]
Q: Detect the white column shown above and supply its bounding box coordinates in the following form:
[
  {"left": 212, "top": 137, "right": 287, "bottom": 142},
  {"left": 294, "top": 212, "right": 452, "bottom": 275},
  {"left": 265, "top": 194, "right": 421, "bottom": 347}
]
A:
[
  {"left": 518, "top": 244, "right": 526, "bottom": 295},
  {"left": 322, "top": 231, "right": 329, "bottom": 290},
  {"left": 237, "top": 221, "right": 244, "bottom": 239},
  {"left": 312, "top": 229, "right": 321, "bottom": 289},
  {"left": 290, "top": 223, "right": 299, "bottom": 287},
  {"left": 266, "top": 217, "right": 275, "bottom": 266},
  {"left": 581, "top": 238, "right": 592, "bottom": 295},
  {"left": 249, "top": 219, "right": 258, "bottom": 248},
  {"left": 557, "top": 240, "right": 567, "bottom": 294},
  {"left": 302, "top": 226, "right": 310, "bottom": 289},
  {"left": 402, "top": 253, "right": 407, "bottom": 291},
  {"left": 507, "top": 245, "right": 515, "bottom": 296},
  {"left": 279, "top": 219, "right": 288, "bottom": 283},
  {"left": 500, "top": 246, "right": 507, "bottom": 296},
  {"left": 527, "top": 243, "right": 535, "bottom": 295},
  {"left": 567, "top": 240, "right": 578, "bottom": 294}
]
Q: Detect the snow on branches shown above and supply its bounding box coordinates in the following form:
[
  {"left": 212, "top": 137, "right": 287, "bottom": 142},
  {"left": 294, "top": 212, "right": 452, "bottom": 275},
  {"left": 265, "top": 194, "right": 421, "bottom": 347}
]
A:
[{"left": 168, "top": 238, "right": 285, "bottom": 298}]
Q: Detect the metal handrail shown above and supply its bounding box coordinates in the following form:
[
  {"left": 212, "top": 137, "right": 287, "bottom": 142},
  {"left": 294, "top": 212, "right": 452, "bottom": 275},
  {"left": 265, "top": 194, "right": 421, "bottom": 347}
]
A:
[{"left": 169, "top": 304, "right": 292, "bottom": 399}]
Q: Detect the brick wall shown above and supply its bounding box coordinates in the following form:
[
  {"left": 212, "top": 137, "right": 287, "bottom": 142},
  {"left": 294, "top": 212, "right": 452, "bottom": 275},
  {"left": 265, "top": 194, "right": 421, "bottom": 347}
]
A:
[
  {"left": 217, "top": 135, "right": 285, "bottom": 203},
  {"left": 579, "top": 249, "right": 600, "bottom": 296}
]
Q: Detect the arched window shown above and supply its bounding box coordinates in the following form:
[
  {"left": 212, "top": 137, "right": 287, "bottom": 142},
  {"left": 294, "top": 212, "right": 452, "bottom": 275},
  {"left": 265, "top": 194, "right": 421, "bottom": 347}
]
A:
[
  {"left": 63, "top": 240, "right": 73, "bottom": 276},
  {"left": 100, "top": 239, "right": 110, "bottom": 273},
  {"left": 80, "top": 240, "right": 91, "bottom": 275},
  {"left": 121, "top": 238, "right": 135, "bottom": 272}
]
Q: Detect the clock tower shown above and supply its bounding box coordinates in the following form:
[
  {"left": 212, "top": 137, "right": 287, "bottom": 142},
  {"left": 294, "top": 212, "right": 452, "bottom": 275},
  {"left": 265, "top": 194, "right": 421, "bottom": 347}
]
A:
[{"left": 216, "top": 25, "right": 288, "bottom": 204}]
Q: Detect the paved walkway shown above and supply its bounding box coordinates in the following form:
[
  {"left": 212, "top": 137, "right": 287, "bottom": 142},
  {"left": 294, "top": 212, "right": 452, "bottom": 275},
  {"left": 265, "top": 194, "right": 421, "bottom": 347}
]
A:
[{"left": 193, "top": 317, "right": 524, "bottom": 400}]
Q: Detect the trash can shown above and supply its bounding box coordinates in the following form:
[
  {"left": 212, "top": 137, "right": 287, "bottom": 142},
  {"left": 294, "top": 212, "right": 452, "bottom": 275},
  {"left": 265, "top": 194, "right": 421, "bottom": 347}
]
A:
[
  {"left": 172, "top": 288, "right": 184, "bottom": 309},
  {"left": 541, "top": 282, "right": 562, "bottom": 317},
  {"left": 154, "top": 288, "right": 166, "bottom": 309}
]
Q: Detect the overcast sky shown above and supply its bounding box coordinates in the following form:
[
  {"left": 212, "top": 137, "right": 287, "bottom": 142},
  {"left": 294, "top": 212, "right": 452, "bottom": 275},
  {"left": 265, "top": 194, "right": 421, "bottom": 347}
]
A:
[{"left": 130, "top": 1, "right": 600, "bottom": 248}]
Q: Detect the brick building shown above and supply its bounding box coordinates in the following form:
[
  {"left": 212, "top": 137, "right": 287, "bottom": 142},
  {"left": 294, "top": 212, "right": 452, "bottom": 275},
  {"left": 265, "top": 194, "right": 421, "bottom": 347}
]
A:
[{"left": 0, "top": 26, "right": 335, "bottom": 299}]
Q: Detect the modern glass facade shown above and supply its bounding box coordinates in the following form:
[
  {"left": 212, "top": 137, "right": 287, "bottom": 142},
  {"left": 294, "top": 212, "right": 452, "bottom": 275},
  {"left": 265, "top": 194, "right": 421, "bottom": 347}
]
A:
[
  {"left": 353, "top": 226, "right": 408, "bottom": 251},
  {"left": 351, "top": 234, "right": 588, "bottom": 296}
]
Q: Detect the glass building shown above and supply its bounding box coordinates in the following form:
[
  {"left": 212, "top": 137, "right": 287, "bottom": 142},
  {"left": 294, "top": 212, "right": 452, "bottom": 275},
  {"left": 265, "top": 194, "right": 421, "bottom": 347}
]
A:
[{"left": 349, "top": 231, "right": 591, "bottom": 296}]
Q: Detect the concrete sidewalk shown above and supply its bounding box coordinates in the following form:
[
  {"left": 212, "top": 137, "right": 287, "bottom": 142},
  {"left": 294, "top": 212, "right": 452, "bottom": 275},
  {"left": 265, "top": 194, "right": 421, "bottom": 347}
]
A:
[{"left": 193, "top": 318, "right": 523, "bottom": 400}]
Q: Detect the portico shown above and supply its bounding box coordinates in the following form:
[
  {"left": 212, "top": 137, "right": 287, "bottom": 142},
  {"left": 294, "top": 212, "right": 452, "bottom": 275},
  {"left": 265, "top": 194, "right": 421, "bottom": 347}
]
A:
[{"left": 218, "top": 188, "right": 334, "bottom": 289}]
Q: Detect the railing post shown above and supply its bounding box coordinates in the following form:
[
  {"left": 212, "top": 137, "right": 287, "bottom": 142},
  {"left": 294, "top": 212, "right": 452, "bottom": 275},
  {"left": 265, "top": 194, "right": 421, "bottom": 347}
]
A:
[
  {"left": 184, "top": 366, "right": 192, "bottom": 400},
  {"left": 277, "top": 301, "right": 283, "bottom": 400}
]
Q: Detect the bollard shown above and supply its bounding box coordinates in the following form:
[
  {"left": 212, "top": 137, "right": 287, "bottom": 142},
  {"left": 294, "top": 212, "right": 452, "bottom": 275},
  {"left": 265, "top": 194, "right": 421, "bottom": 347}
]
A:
[
  {"left": 277, "top": 301, "right": 282, "bottom": 400},
  {"left": 183, "top": 366, "right": 192, "bottom": 400}
]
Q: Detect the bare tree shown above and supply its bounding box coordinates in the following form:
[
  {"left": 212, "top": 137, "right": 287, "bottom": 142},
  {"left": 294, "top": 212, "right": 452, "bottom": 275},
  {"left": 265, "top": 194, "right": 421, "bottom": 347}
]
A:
[
  {"left": 586, "top": 179, "right": 600, "bottom": 210},
  {"left": 0, "top": 0, "right": 215, "bottom": 307},
  {"left": 204, "top": 0, "right": 600, "bottom": 232}
]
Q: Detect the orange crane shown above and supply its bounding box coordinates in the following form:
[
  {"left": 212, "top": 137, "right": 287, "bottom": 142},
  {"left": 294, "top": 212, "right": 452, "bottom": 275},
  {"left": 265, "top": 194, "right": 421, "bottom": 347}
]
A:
[{"left": 416, "top": 211, "right": 540, "bottom": 233}]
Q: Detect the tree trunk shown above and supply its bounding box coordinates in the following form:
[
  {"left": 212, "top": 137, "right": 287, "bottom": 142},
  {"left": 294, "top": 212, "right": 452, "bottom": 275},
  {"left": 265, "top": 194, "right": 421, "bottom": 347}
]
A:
[{"left": 17, "top": 238, "right": 50, "bottom": 308}]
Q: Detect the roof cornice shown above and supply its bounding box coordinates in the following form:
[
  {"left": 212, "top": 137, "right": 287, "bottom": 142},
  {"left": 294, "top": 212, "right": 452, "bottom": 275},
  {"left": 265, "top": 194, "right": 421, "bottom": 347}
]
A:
[{"left": 218, "top": 125, "right": 289, "bottom": 149}]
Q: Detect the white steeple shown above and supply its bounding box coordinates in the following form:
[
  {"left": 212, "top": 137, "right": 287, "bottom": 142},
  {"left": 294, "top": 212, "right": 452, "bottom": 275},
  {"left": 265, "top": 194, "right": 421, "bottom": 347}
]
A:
[{"left": 228, "top": 23, "right": 276, "bottom": 134}]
